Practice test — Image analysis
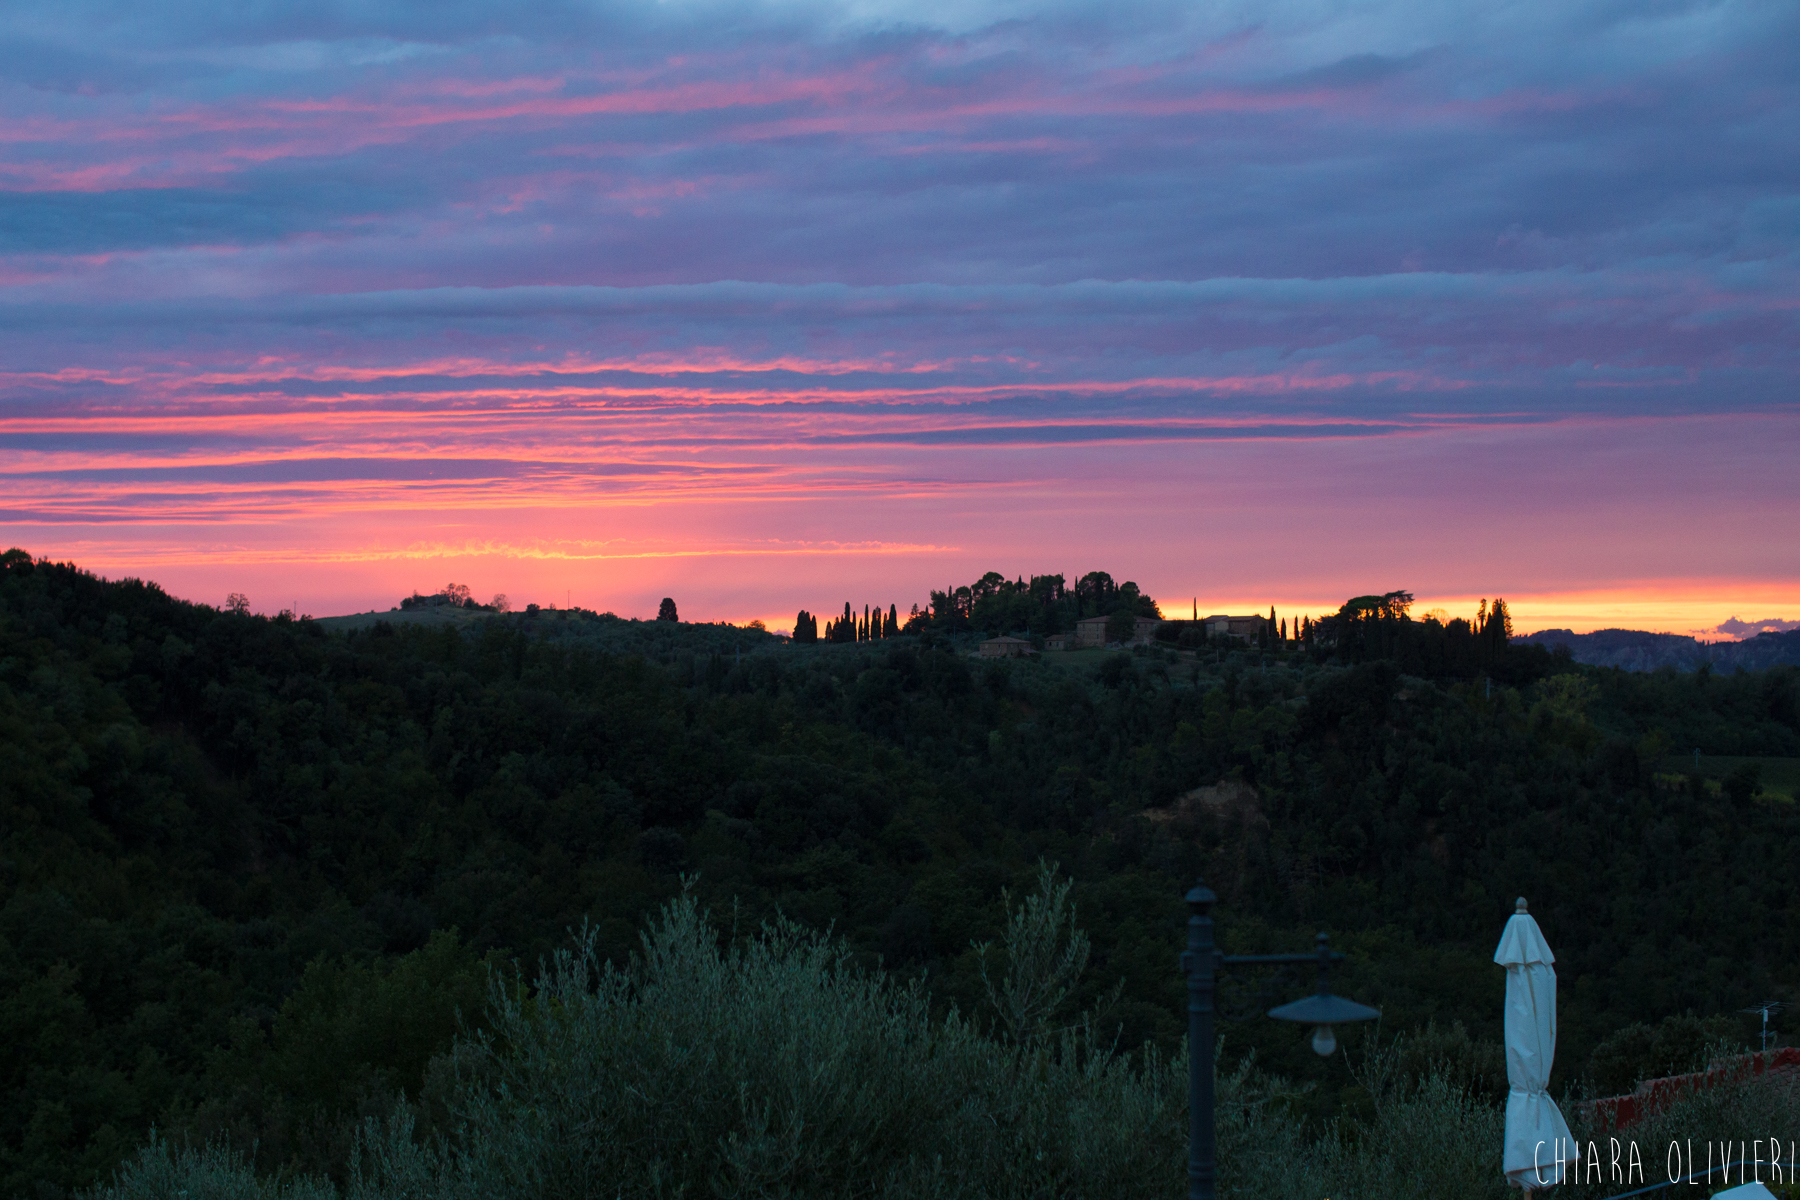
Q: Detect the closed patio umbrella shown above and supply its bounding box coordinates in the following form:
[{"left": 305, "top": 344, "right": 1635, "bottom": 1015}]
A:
[{"left": 1496, "top": 897, "right": 1578, "bottom": 1190}]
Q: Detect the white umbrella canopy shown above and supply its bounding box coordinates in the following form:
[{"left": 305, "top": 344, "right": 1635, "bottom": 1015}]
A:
[{"left": 1496, "top": 897, "right": 1579, "bottom": 1190}]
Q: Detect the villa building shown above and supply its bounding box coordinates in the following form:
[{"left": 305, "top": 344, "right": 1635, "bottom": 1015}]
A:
[
  {"left": 1074, "top": 614, "right": 1163, "bottom": 647},
  {"left": 1202, "top": 614, "right": 1269, "bottom": 642},
  {"left": 978, "top": 635, "right": 1034, "bottom": 658}
]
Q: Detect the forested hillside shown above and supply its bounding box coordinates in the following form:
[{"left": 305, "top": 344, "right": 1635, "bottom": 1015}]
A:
[
  {"left": 1520, "top": 626, "right": 1800, "bottom": 672},
  {"left": 3, "top": 550, "right": 1798, "bottom": 1196}
]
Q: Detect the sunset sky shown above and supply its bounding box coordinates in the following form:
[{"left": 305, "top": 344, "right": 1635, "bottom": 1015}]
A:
[{"left": 1, "top": 0, "right": 1795, "bottom": 636}]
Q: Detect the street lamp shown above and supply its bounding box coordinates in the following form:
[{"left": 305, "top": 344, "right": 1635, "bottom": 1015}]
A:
[
  {"left": 1267, "top": 932, "right": 1383, "bottom": 1056},
  {"left": 1180, "top": 878, "right": 1380, "bottom": 1200}
]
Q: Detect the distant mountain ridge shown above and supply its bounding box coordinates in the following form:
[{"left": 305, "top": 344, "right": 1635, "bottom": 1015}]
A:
[{"left": 1516, "top": 627, "right": 1800, "bottom": 672}]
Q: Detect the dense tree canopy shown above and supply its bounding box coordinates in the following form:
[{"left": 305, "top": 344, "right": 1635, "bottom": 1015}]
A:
[
  {"left": 2, "top": 549, "right": 1797, "bottom": 1194},
  {"left": 898, "top": 569, "right": 1162, "bottom": 640}
]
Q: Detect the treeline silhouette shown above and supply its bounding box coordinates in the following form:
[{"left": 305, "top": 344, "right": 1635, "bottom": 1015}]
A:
[
  {"left": 1300, "top": 591, "right": 1525, "bottom": 677},
  {"left": 3, "top": 548, "right": 1798, "bottom": 1196},
  {"left": 797, "top": 577, "right": 1529, "bottom": 680},
  {"left": 792, "top": 601, "right": 899, "bottom": 643},
  {"left": 795, "top": 570, "right": 1163, "bottom": 644}
]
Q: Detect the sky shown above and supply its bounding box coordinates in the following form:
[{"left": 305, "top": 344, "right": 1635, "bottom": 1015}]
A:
[{"left": 1, "top": 0, "right": 1796, "bottom": 636}]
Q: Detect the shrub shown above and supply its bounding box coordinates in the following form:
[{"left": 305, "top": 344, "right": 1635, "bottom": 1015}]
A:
[
  {"left": 97, "top": 883, "right": 1191, "bottom": 1199},
  {"left": 1586, "top": 1013, "right": 1742, "bottom": 1097}
]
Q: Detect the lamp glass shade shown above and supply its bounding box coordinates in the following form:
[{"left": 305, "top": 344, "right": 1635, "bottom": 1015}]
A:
[
  {"left": 1311, "top": 1025, "right": 1337, "bottom": 1056},
  {"left": 1267, "top": 993, "right": 1381, "bottom": 1026}
]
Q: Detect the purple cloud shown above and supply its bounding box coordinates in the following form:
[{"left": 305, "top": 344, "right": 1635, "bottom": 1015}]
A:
[
  {"left": 1711, "top": 616, "right": 1800, "bottom": 638},
  {"left": 0, "top": 0, "right": 1794, "bottom": 624}
]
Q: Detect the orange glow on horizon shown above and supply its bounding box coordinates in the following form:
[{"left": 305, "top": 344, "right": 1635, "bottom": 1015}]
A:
[
  {"left": 16, "top": 530, "right": 1795, "bottom": 643},
  {"left": 6, "top": 403, "right": 1795, "bottom": 641}
]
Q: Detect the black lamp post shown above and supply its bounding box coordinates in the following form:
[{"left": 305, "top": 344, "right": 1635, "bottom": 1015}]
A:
[{"left": 1181, "top": 877, "right": 1380, "bottom": 1200}]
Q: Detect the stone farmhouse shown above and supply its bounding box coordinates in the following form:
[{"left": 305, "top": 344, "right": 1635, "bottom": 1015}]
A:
[
  {"left": 978, "top": 635, "right": 1034, "bottom": 658},
  {"left": 1202, "top": 614, "right": 1269, "bottom": 642},
  {"left": 1074, "top": 614, "right": 1163, "bottom": 648}
]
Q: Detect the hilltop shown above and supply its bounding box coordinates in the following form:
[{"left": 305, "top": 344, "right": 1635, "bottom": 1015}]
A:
[{"left": 1518, "top": 626, "right": 1800, "bottom": 672}]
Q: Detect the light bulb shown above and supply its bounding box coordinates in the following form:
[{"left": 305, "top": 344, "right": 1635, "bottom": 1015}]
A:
[{"left": 1311, "top": 1024, "right": 1337, "bottom": 1057}]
